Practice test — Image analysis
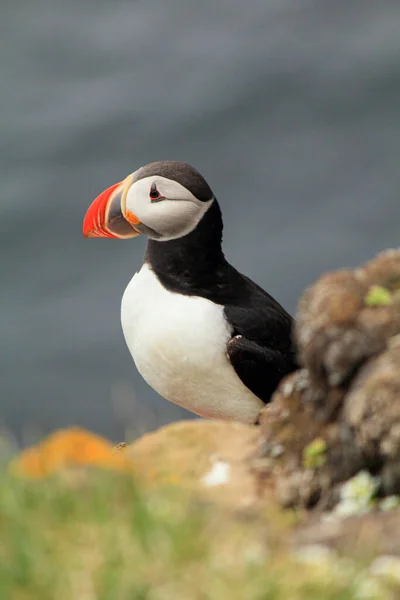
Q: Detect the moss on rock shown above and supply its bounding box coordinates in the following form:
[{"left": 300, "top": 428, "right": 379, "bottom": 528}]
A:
[{"left": 254, "top": 248, "right": 400, "bottom": 511}]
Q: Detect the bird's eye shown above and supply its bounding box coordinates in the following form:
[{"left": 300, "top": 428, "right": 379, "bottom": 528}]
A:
[{"left": 149, "top": 183, "right": 162, "bottom": 200}]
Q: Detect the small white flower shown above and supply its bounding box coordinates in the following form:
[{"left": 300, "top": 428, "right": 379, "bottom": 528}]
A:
[
  {"left": 340, "top": 471, "right": 379, "bottom": 503},
  {"left": 333, "top": 471, "right": 379, "bottom": 517},
  {"left": 202, "top": 460, "right": 231, "bottom": 487},
  {"left": 379, "top": 495, "right": 400, "bottom": 511}
]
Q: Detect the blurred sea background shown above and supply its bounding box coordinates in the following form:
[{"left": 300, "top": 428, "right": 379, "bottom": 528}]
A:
[{"left": 1, "top": 0, "right": 399, "bottom": 445}]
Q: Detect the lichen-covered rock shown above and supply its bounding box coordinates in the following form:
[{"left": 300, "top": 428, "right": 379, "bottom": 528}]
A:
[
  {"left": 11, "top": 421, "right": 267, "bottom": 510},
  {"left": 296, "top": 249, "right": 400, "bottom": 388},
  {"left": 344, "top": 344, "right": 400, "bottom": 494},
  {"left": 255, "top": 370, "right": 362, "bottom": 509},
  {"left": 255, "top": 249, "right": 400, "bottom": 511},
  {"left": 11, "top": 427, "right": 131, "bottom": 478}
]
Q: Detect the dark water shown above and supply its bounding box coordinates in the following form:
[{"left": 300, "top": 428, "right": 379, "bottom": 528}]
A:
[{"left": 1, "top": 0, "right": 400, "bottom": 444}]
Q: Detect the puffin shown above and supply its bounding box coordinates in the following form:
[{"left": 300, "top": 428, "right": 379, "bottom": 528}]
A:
[{"left": 83, "top": 161, "right": 297, "bottom": 424}]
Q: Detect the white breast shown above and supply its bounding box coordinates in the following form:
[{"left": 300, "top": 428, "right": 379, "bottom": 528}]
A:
[{"left": 120, "top": 264, "right": 263, "bottom": 423}]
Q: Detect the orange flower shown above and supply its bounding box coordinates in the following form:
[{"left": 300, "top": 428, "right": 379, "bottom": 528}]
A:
[{"left": 11, "top": 427, "right": 131, "bottom": 478}]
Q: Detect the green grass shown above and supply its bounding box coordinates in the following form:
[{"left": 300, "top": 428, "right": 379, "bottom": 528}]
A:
[{"left": 0, "top": 468, "right": 394, "bottom": 600}]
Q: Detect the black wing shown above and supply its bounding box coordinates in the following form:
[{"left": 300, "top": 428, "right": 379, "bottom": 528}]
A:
[
  {"left": 225, "top": 273, "right": 298, "bottom": 403},
  {"left": 147, "top": 235, "right": 297, "bottom": 403}
]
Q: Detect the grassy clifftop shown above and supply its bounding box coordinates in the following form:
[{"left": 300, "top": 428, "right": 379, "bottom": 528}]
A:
[
  {"left": 0, "top": 422, "right": 398, "bottom": 600},
  {"left": 0, "top": 464, "right": 396, "bottom": 600}
]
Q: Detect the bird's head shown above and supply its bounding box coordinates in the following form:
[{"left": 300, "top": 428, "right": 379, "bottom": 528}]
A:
[{"left": 83, "top": 161, "right": 215, "bottom": 241}]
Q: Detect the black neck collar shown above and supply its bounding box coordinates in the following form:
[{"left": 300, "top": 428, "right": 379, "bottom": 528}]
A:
[{"left": 145, "top": 200, "right": 228, "bottom": 294}]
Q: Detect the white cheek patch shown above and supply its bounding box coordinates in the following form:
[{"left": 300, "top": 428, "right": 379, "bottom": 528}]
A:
[
  {"left": 125, "top": 175, "right": 213, "bottom": 240},
  {"left": 151, "top": 200, "right": 205, "bottom": 238}
]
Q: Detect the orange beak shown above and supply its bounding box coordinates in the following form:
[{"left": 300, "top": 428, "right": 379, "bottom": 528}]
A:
[{"left": 83, "top": 176, "right": 141, "bottom": 239}]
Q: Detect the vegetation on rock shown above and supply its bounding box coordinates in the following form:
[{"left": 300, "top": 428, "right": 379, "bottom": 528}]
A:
[{"left": 254, "top": 249, "right": 400, "bottom": 510}]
